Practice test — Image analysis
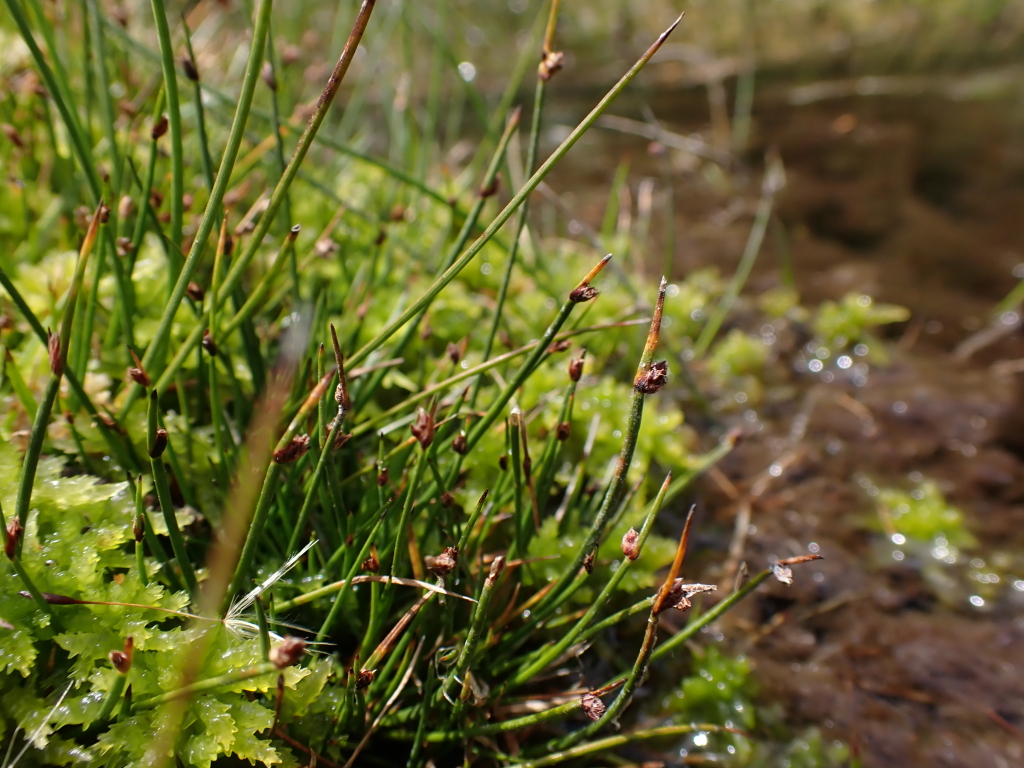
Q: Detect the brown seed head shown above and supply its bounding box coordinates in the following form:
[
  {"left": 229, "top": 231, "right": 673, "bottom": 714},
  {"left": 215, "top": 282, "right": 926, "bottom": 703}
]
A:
[
  {"left": 411, "top": 407, "right": 435, "bottom": 449},
  {"left": 127, "top": 366, "right": 151, "bottom": 388},
  {"left": 452, "top": 432, "right": 468, "bottom": 455},
  {"left": 133, "top": 511, "right": 144, "bottom": 542},
  {"left": 261, "top": 61, "right": 278, "bottom": 92},
  {"left": 634, "top": 360, "right": 668, "bottom": 394},
  {"left": 440, "top": 491, "right": 454, "bottom": 508},
  {"left": 98, "top": 203, "right": 110, "bottom": 224},
  {"left": 446, "top": 342, "right": 462, "bottom": 366},
  {"left": 118, "top": 195, "right": 134, "bottom": 221},
  {"left": 569, "top": 285, "right": 599, "bottom": 303},
  {"left": 361, "top": 545, "right": 380, "bottom": 573},
  {"left": 547, "top": 339, "right": 571, "bottom": 354},
  {"left": 47, "top": 328, "right": 62, "bottom": 376},
  {"left": 273, "top": 434, "right": 310, "bottom": 464},
  {"left": 568, "top": 356, "right": 584, "bottom": 382},
  {"left": 355, "top": 669, "right": 376, "bottom": 690},
  {"left": 201, "top": 328, "right": 218, "bottom": 357},
  {"left": 149, "top": 189, "right": 163, "bottom": 209},
  {"left": 269, "top": 636, "right": 306, "bottom": 669},
  {"left": 149, "top": 428, "right": 168, "bottom": 459},
  {"left": 426, "top": 546, "right": 458, "bottom": 575},
  {"left": 186, "top": 282, "right": 205, "bottom": 302},
  {"left": 116, "top": 237, "right": 134, "bottom": 257},
  {"left": 109, "top": 636, "right": 134, "bottom": 674},
  {"left": 180, "top": 55, "right": 199, "bottom": 81},
  {"left": 479, "top": 173, "right": 501, "bottom": 199},
  {"left": 151, "top": 114, "right": 169, "bottom": 140},
  {"left": 376, "top": 465, "right": 389, "bottom": 487},
  {"left": 621, "top": 528, "right": 640, "bottom": 560},
  {"left": 5, "top": 519, "right": 23, "bottom": 560},
  {"left": 538, "top": 50, "right": 566, "bottom": 81},
  {"left": 555, "top": 422, "right": 571, "bottom": 441},
  {"left": 486, "top": 555, "right": 506, "bottom": 585},
  {"left": 2, "top": 123, "right": 24, "bottom": 149},
  {"left": 498, "top": 454, "right": 508, "bottom": 472},
  {"left": 583, "top": 550, "right": 595, "bottom": 574},
  {"left": 660, "top": 580, "right": 717, "bottom": 614},
  {"left": 580, "top": 692, "right": 605, "bottom": 721},
  {"left": 390, "top": 204, "right": 406, "bottom": 222}
]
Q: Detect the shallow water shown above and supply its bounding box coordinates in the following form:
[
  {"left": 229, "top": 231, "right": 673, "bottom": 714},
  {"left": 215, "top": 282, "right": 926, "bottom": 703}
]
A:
[{"left": 542, "top": 73, "right": 1024, "bottom": 766}]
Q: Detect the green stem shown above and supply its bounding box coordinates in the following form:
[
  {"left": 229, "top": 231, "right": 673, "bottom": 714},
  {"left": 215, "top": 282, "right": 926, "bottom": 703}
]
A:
[
  {"left": 148, "top": 0, "right": 184, "bottom": 257},
  {"left": 134, "top": 662, "right": 279, "bottom": 709},
  {"left": 508, "top": 472, "right": 673, "bottom": 688},
  {"left": 346, "top": 14, "right": 682, "bottom": 370},
  {"left": 119, "top": 0, "right": 276, "bottom": 420},
  {"left": 148, "top": 390, "right": 198, "bottom": 596},
  {"left": 14, "top": 208, "right": 102, "bottom": 543}
]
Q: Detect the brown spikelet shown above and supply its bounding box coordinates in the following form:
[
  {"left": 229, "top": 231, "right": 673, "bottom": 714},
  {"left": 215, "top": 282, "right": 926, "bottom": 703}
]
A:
[
  {"left": 621, "top": 528, "right": 640, "bottom": 560},
  {"left": 269, "top": 637, "right": 306, "bottom": 669},
  {"left": 426, "top": 547, "right": 458, "bottom": 575},
  {"left": 273, "top": 434, "right": 310, "bottom": 464},
  {"left": 109, "top": 636, "right": 134, "bottom": 674}
]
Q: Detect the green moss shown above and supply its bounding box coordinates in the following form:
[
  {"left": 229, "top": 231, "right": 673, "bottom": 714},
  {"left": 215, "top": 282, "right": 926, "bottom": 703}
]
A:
[{"left": 876, "top": 479, "right": 977, "bottom": 548}]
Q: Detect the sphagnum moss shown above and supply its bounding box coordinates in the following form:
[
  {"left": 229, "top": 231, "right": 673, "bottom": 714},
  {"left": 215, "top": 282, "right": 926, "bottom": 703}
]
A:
[{"left": 0, "top": 3, "right": 828, "bottom": 767}]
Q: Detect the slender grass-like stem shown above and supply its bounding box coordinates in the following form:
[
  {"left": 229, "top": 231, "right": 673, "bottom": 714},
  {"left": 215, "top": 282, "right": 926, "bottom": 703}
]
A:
[
  {"left": 347, "top": 14, "right": 682, "bottom": 370},
  {"left": 148, "top": 0, "right": 184, "bottom": 256},
  {"left": 134, "top": 661, "right": 280, "bottom": 709},
  {"left": 508, "top": 472, "right": 673, "bottom": 688},
  {"left": 119, "top": 0, "right": 275, "bottom": 419},
  {"left": 439, "top": 556, "right": 504, "bottom": 706},
  {"left": 148, "top": 390, "right": 198, "bottom": 597},
  {"left": 315, "top": 509, "right": 390, "bottom": 641},
  {"left": 539, "top": 277, "right": 668, "bottom": 608},
  {"left": 225, "top": 367, "right": 335, "bottom": 610},
  {"left": 216, "top": 0, "right": 378, "bottom": 311},
  {"left": 14, "top": 205, "right": 102, "bottom": 544}
]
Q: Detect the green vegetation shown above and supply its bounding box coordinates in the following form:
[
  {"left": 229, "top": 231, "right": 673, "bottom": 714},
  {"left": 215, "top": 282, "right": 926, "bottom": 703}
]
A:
[{"left": 0, "top": 2, "right": 837, "bottom": 766}]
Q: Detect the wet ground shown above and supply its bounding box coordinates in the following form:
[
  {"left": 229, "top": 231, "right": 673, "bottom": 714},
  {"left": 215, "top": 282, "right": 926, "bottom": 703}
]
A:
[{"left": 545, "top": 74, "right": 1024, "bottom": 766}]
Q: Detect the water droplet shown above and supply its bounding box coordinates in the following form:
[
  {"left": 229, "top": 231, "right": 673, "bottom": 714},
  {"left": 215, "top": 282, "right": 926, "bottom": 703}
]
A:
[
  {"left": 458, "top": 61, "right": 477, "bottom": 82},
  {"left": 837, "top": 355, "right": 853, "bottom": 369}
]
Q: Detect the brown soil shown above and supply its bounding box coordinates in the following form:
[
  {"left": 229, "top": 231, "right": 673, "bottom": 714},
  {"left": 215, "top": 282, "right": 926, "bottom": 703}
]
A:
[{"left": 549, "top": 78, "right": 1024, "bottom": 767}]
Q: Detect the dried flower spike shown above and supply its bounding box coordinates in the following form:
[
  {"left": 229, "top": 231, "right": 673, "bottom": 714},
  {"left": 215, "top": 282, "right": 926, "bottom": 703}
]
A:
[
  {"left": 568, "top": 355, "right": 585, "bottom": 382},
  {"left": 355, "top": 669, "right": 376, "bottom": 690},
  {"left": 411, "top": 407, "right": 435, "bottom": 449},
  {"left": 201, "top": 328, "right": 218, "bottom": 357},
  {"left": 47, "top": 328, "right": 62, "bottom": 376},
  {"left": 621, "top": 528, "right": 640, "bottom": 560},
  {"left": 426, "top": 546, "right": 458, "bottom": 575},
  {"left": 362, "top": 545, "right": 380, "bottom": 573},
  {"left": 5, "top": 519, "right": 23, "bottom": 560},
  {"left": 149, "top": 428, "right": 168, "bottom": 459},
  {"left": 486, "top": 555, "right": 506, "bottom": 585},
  {"left": 634, "top": 359, "right": 668, "bottom": 394},
  {"left": 109, "top": 637, "right": 134, "bottom": 674},
  {"left": 269, "top": 636, "right": 306, "bottom": 669},
  {"left": 539, "top": 49, "right": 566, "bottom": 81},
  {"left": 127, "top": 347, "right": 150, "bottom": 388},
  {"left": 580, "top": 693, "right": 605, "bottom": 721},
  {"left": 569, "top": 254, "right": 612, "bottom": 303},
  {"left": 151, "top": 114, "right": 168, "bottom": 140},
  {"left": 662, "top": 580, "right": 717, "bottom": 613},
  {"left": 273, "top": 434, "right": 310, "bottom": 464}
]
